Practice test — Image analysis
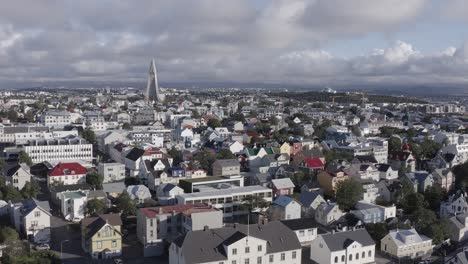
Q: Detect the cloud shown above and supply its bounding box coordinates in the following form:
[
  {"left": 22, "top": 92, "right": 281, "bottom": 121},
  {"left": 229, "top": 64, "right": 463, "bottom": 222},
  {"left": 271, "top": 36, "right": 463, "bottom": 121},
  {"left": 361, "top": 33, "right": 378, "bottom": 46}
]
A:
[{"left": 0, "top": 0, "right": 467, "bottom": 87}]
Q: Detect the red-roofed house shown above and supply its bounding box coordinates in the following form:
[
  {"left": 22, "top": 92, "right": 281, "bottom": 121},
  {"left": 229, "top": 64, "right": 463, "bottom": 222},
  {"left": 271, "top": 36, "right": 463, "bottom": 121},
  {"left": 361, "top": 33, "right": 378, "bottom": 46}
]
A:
[
  {"left": 136, "top": 204, "right": 223, "bottom": 256},
  {"left": 303, "top": 157, "right": 325, "bottom": 170},
  {"left": 48, "top": 162, "right": 88, "bottom": 186}
]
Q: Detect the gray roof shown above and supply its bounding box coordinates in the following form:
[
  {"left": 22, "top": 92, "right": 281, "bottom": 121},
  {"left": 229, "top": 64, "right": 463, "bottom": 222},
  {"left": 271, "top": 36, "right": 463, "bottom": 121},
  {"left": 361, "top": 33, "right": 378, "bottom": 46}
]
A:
[
  {"left": 299, "top": 190, "right": 324, "bottom": 207},
  {"left": 102, "top": 182, "right": 126, "bottom": 193},
  {"left": 173, "top": 221, "right": 301, "bottom": 264},
  {"left": 213, "top": 159, "right": 240, "bottom": 167},
  {"left": 321, "top": 229, "right": 375, "bottom": 251}
]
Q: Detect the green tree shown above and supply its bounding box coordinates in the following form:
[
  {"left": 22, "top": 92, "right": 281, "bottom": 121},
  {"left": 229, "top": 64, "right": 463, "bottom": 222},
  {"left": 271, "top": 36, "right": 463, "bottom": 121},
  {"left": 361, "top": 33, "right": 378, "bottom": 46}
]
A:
[
  {"left": 81, "top": 127, "right": 96, "bottom": 145},
  {"left": 402, "top": 192, "right": 427, "bottom": 215},
  {"left": 18, "top": 151, "right": 33, "bottom": 166},
  {"left": 21, "top": 181, "right": 40, "bottom": 199},
  {"left": 335, "top": 179, "right": 364, "bottom": 211},
  {"left": 1, "top": 185, "right": 23, "bottom": 201},
  {"left": 168, "top": 147, "right": 183, "bottom": 166},
  {"left": 424, "top": 185, "right": 445, "bottom": 211},
  {"left": 290, "top": 171, "right": 306, "bottom": 190},
  {"left": 421, "top": 221, "right": 450, "bottom": 245},
  {"left": 0, "top": 226, "right": 19, "bottom": 243},
  {"left": 86, "top": 198, "right": 107, "bottom": 216},
  {"left": 121, "top": 123, "right": 131, "bottom": 130},
  {"left": 0, "top": 158, "right": 5, "bottom": 176},
  {"left": 241, "top": 195, "right": 270, "bottom": 213},
  {"left": 193, "top": 149, "right": 216, "bottom": 174},
  {"left": 115, "top": 192, "right": 137, "bottom": 218},
  {"left": 366, "top": 223, "right": 388, "bottom": 247},
  {"left": 207, "top": 118, "right": 222, "bottom": 129},
  {"left": 86, "top": 171, "right": 104, "bottom": 190},
  {"left": 216, "top": 149, "right": 236, "bottom": 160},
  {"left": 7, "top": 109, "right": 18, "bottom": 122},
  {"left": 351, "top": 125, "right": 362, "bottom": 137},
  {"left": 388, "top": 137, "right": 402, "bottom": 152}
]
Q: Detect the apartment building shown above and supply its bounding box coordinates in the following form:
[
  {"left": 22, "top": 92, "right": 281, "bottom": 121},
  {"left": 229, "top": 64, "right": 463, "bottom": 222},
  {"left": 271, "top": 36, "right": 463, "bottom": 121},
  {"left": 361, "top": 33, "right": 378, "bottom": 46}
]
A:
[
  {"left": 39, "top": 110, "right": 72, "bottom": 128},
  {"left": 21, "top": 136, "right": 93, "bottom": 163},
  {"left": 97, "top": 162, "right": 126, "bottom": 183}
]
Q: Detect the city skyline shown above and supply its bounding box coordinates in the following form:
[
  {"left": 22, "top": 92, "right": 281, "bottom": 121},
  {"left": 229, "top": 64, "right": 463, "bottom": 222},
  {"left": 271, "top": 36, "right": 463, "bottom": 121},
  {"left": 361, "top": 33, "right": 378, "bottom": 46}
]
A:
[{"left": 1, "top": 0, "right": 468, "bottom": 89}]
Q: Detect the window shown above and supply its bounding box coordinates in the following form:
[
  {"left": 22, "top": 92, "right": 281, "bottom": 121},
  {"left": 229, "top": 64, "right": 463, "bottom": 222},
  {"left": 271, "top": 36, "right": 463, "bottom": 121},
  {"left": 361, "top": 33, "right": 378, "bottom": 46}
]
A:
[
  {"left": 341, "top": 255, "right": 345, "bottom": 262},
  {"left": 150, "top": 219, "right": 153, "bottom": 227},
  {"left": 299, "top": 230, "right": 305, "bottom": 237},
  {"left": 233, "top": 248, "right": 237, "bottom": 255},
  {"left": 356, "top": 253, "right": 359, "bottom": 260},
  {"left": 292, "top": 251, "right": 296, "bottom": 259},
  {"left": 281, "top": 253, "right": 285, "bottom": 261},
  {"left": 269, "top": 255, "right": 274, "bottom": 262},
  {"left": 258, "top": 245, "right": 262, "bottom": 252},
  {"left": 232, "top": 261, "right": 237, "bottom": 264},
  {"left": 150, "top": 230, "right": 154, "bottom": 237},
  {"left": 334, "top": 256, "right": 338, "bottom": 263},
  {"left": 362, "top": 252, "right": 365, "bottom": 258},
  {"left": 245, "top": 247, "right": 250, "bottom": 253},
  {"left": 349, "top": 254, "right": 352, "bottom": 261},
  {"left": 35, "top": 211, "right": 41, "bottom": 217},
  {"left": 368, "top": 250, "right": 372, "bottom": 257},
  {"left": 244, "top": 259, "right": 249, "bottom": 264},
  {"left": 112, "top": 240, "right": 117, "bottom": 248},
  {"left": 257, "top": 257, "right": 262, "bottom": 264},
  {"left": 97, "top": 241, "right": 102, "bottom": 249}
]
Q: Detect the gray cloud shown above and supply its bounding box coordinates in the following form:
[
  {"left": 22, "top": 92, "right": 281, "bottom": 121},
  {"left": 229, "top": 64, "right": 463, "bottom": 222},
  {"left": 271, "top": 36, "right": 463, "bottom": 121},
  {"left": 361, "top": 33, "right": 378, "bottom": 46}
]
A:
[{"left": 0, "top": 0, "right": 467, "bottom": 87}]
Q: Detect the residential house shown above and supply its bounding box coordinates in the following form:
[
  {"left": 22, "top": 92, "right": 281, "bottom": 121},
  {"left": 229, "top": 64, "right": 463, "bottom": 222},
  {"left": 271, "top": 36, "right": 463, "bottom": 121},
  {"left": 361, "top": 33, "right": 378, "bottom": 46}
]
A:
[
  {"left": 299, "top": 190, "right": 326, "bottom": 217},
  {"left": 137, "top": 204, "right": 222, "bottom": 257},
  {"left": 126, "top": 185, "right": 152, "bottom": 204},
  {"left": 432, "top": 168, "right": 454, "bottom": 191},
  {"left": 48, "top": 162, "right": 87, "bottom": 187},
  {"left": 97, "top": 163, "right": 126, "bottom": 183},
  {"left": 169, "top": 222, "right": 301, "bottom": 264},
  {"left": 317, "top": 170, "right": 349, "bottom": 196},
  {"left": 102, "top": 182, "right": 126, "bottom": 198},
  {"left": 156, "top": 183, "right": 185, "bottom": 205},
  {"left": 375, "top": 163, "right": 398, "bottom": 180},
  {"left": 355, "top": 201, "right": 396, "bottom": 222},
  {"left": 447, "top": 213, "right": 468, "bottom": 242},
  {"left": 310, "top": 228, "right": 376, "bottom": 264},
  {"left": 270, "top": 178, "right": 295, "bottom": 197},
  {"left": 388, "top": 146, "right": 416, "bottom": 172},
  {"left": 269, "top": 196, "right": 302, "bottom": 220},
  {"left": 212, "top": 159, "right": 241, "bottom": 177},
  {"left": 405, "top": 171, "right": 434, "bottom": 192},
  {"left": 315, "top": 201, "right": 343, "bottom": 226},
  {"left": 345, "top": 164, "right": 380, "bottom": 182},
  {"left": 58, "top": 191, "right": 87, "bottom": 221},
  {"left": 361, "top": 183, "right": 379, "bottom": 204},
  {"left": 281, "top": 218, "right": 318, "bottom": 246},
  {"left": 440, "top": 192, "right": 468, "bottom": 218},
  {"left": 81, "top": 214, "right": 122, "bottom": 259},
  {"left": 445, "top": 248, "right": 468, "bottom": 264},
  {"left": 381, "top": 229, "right": 432, "bottom": 259},
  {"left": 5, "top": 163, "right": 31, "bottom": 190},
  {"left": 9, "top": 199, "right": 51, "bottom": 243}
]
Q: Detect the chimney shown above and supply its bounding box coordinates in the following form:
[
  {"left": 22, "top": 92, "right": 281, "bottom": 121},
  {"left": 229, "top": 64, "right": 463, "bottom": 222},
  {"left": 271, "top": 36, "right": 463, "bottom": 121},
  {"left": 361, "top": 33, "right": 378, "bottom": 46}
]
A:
[
  {"left": 158, "top": 207, "right": 163, "bottom": 214},
  {"left": 203, "top": 226, "right": 209, "bottom": 231}
]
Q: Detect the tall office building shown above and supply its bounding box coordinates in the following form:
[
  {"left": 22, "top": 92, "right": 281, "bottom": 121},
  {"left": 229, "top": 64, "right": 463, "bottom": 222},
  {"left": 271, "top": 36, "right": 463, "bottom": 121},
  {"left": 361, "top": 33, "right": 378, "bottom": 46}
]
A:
[{"left": 145, "top": 59, "right": 165, "bottom": 103}]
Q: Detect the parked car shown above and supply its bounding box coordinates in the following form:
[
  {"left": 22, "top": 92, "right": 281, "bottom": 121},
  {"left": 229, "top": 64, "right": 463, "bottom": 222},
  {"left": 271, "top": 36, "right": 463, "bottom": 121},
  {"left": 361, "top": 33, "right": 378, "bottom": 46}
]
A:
[
  {"left": 35, "top": 243, "right": 50, "bottom": 251},
  {"left": 114, "top": 259, "right": 124, "bottom": 264}
]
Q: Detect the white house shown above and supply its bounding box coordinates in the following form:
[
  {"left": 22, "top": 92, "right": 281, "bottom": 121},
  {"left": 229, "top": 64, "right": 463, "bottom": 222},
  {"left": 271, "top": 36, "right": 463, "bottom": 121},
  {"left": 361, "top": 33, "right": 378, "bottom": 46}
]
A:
[
  {"left": 98, "top": 162, "right": 126, "bottom": 183},
  {"left": 169, "top": 221, "right": 301, "bottom": 264},
  {"left": 126, "top": 185, "right": 152, "bottom": 204},
  {"left": 269, "top": 195, "right": 302, "bottom": 221},
  {"left": 9, "top": 199, "right": 51, "bottom": 243},
  {"left": 310, "top": 228, "right": 376, "bottom": 264},
  {"left": 375, "top": 163, "right": 398, "bottom": 180},
  {"left": 344, "top": 164, "right": 380, "bottom": 182},
  {"left": 281, "top": 218, "right": 318, "bottom": 246},
  {"left": 5, "top": 163, "right": 31, "bottom": 190},
  {"left": 448, "top": 212, "right": 468, "bottom": 242},
  {"left": 58, "top": 191, "right": 87, "bottom": 221},
  {"left": 440, "top": 192, "right": 468, "bottom": 218},
  {"left": 361, "top": 183, "right": 379, "bottom": 204},
  {"left": 315, "top": 202, "right": 343, "bottom": 226},
  {"left": 381, "top": 229, "right": 432, "bottom": 259},
  {"left": 156, "top": 183, "right": 184, "bottom": 205},
  {"left": 48, "top": 162, "right": 87, "bottom": 187}
]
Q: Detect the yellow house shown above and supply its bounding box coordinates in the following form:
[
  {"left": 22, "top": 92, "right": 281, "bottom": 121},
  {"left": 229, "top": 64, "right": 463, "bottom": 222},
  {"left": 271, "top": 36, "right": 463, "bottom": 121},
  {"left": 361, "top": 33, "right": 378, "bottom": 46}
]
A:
[
  {"left": 81, "top": 214, "right": 123, "bottom": 259},
  {"left": 317, "top": 170, "right": 349, "bottom": 196},
  {"left": 279, "top": 142, "right": 291, "bottom": 155}
]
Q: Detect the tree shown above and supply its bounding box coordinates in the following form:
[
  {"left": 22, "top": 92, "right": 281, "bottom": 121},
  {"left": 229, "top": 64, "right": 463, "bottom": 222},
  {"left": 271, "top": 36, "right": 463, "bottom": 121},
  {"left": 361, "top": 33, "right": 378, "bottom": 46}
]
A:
[
  {"left": 21, "top": 181, "right": 40, "bottom": 199},
  {"left": 122, "top": 123, "right": 131, "bottom": 130},
  {"left": 86, "top": 171, "right": 103, "bottom": 190},
  {"left": 1, "top": 185, "right": 23, "bottom": 201},
  {"left": 18, "top": 151, "right": 33, "bottom": 166},
  {"left": 421, "top": 221, "right": 450, "bottom": 245},
  {"left": 366, "top": 223, "right": 388, "bottom": 247},
  {"left": 193, "top": 149, "right": 216, "bottom": 174},
  {"left": 0, "top": 159, "right": 5, "bottom": 176},
  {"left": 424, "top": 185, "right": 445, "bottom": 211},
  {"left": 351, "top": 125, "right": 362, "bottom": 137},
  {"left": 402, "top": 192, "right": 427, "bottom": 215},
  {"left": 241, "top": 195, "right": 270, "bottom": 213},
  {"left": 216, "top": 149, "right": 236, "bottom": 160},
  {"left": 453, "top": 161, "right": 468, "bottom": 188},
  {"left": 168, "top": 147, "right": 183, "bottom": 166},
  {"left": 207, "top": 118, "right": 222, "bottom": 129},
  {"left": 290, "top": 171, "right": 306, "bottom": 190},
  {"left": 7, "top": 109, "right": 18, "bottom": 122},
  {"left": 81, "top": 127, "right": 96, "bottom": 145},
  {"left": 388, "top": 137, "right": 402, "bottom": 152},
  {"left": 0, "top": 226, "right": 19, "bottom": 243},
  {"left": 86, "top": 199, "right": 107, "bottom": 216},
  {"left": 335, "top": 179, "right": 364, "bottom": 211},
  {"left": 115, "top": 192, "right": 137, "bottom": 218}
]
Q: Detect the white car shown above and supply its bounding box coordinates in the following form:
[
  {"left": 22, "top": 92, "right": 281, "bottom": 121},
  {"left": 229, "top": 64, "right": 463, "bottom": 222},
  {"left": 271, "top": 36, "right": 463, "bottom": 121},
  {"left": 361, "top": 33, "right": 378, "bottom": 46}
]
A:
[
  {"left": 35, "top": 243, "right": 50, "bottom": 251},
  {"left": 114, "top": 259, "right": 124, "bottom": 264}
]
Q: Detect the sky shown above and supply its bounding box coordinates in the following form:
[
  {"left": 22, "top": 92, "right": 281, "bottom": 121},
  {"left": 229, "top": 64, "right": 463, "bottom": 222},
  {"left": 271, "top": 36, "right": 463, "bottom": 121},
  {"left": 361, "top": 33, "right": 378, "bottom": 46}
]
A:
[{"left": 1, "top": 0, "right": 468, "bottom": 89}]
